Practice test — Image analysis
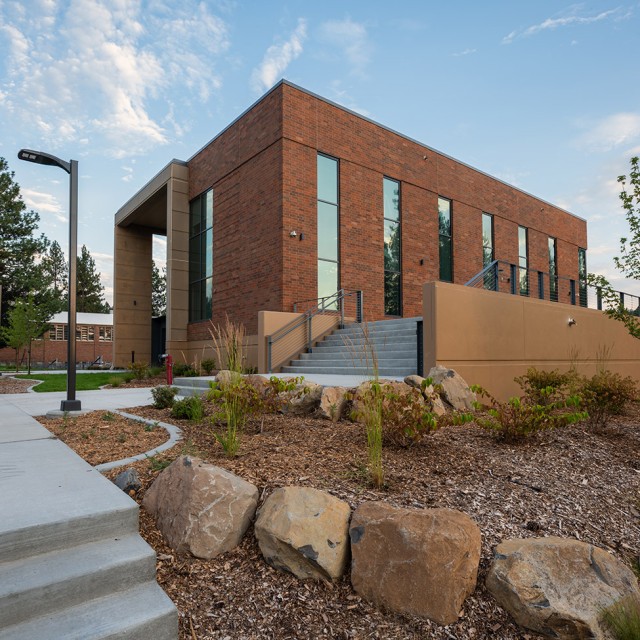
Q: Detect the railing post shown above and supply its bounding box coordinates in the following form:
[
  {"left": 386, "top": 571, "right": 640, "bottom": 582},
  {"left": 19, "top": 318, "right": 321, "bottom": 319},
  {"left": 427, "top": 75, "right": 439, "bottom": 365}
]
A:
[
  {"left": 416, "top": 319, "right": 423, "bottom": 377},
  {"left": 357, "top": 291, "right": 363, "bottom": 323},
  {"left": 597, "top": 288, "right": 603, "bottom": 310},
  {"left": 267, "top": 337, "right": 272, "bottom": 373},
  {"left": 493, "top": 262, "right": 499, "bottom": 291},
  {"left": 510, "top": 263, "right": 517, "bottom": 295},
  {"left": 340, "top": 294, "right": 345, "bottom": 329},
  {"left": 570, "top": 280, "right": 576, "bottom": 305},
  {"left": 307, "top": 314, "right": 313, "bottom": 353},
  {"left": 620, "top": 292, "right": 625, "bottom": 309}
]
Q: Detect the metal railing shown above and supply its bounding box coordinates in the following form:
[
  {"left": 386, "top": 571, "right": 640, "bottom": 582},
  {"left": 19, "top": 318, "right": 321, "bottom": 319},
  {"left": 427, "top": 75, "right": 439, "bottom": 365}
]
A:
[
  {"left": 465, "top": 260, "right": 640, "bottom": 312},
  {"left": 267, "top": 289, "right": 363, "bottom": 372}
]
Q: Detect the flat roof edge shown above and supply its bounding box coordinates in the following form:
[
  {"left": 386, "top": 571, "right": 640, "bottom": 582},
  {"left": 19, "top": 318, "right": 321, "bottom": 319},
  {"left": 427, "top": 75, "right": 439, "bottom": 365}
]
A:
[{"left": 115, "top": 159, "right": 187, "bottom": 225}]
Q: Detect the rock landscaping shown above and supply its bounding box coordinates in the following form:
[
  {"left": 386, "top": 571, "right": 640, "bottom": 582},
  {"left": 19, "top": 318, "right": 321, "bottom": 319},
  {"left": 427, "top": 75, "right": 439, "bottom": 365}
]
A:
[{"left": 36, "top": 367, "right": 640, "bottom": 639}]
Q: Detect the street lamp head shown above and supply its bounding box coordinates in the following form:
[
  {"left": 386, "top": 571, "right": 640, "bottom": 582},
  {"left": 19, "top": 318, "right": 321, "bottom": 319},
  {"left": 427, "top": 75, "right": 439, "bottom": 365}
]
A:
[{"left": 18, "top": 149, "right": 71, "bottom": 174}]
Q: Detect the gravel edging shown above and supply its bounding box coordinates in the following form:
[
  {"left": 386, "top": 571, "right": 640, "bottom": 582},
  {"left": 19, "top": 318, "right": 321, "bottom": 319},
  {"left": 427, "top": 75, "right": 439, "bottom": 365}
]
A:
[{"left": 94, "top": 411, "right": 182, "bottom": 472}]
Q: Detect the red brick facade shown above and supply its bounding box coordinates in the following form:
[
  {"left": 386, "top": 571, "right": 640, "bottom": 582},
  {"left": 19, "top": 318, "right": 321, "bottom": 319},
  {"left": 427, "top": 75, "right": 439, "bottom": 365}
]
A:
[
  {"left": 0, "top": 325, "right": 114, "bottom": 366},
  {"left": 186, "top": 82, "right": 587, "bottom": 335}
]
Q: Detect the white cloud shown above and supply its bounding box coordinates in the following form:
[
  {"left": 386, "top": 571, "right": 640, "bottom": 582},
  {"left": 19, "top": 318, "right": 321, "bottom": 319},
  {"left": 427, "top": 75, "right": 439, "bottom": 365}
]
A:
[
  {"left": 452, "top": 48, "right": 477, "bottom": 57},
  {"left": 503, "top": 8, "right": 621, "bottom": 44},
  {"left": 318, "top": 18, "right": 371, "bottom": 75},
  {"left": 0, "top": 0, "right": 230, "bottom": 158},
  {"left": 578, "top": 113, "right": 640, "bottom": 152},
  {"left": 21, "top": 187, "right": 67, "bottom": 222},
  {"left": 251, "top": 18, "right": 307, "bottom": 92}
]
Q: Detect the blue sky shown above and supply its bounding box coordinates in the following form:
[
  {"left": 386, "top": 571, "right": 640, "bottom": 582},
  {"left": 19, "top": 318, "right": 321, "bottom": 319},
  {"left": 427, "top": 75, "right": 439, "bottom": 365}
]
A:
[{"left": 1, "top": 0, "right": 639, "bottom": 304}]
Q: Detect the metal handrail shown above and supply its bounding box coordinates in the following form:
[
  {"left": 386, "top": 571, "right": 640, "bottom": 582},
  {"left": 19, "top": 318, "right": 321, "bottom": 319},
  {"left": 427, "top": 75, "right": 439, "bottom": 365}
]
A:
[
  {"left": 465, "top": 259, "right": 640, "bottom": 310},
  {"left": 267, "top": 289, "right": 363, "bottom": 372}
]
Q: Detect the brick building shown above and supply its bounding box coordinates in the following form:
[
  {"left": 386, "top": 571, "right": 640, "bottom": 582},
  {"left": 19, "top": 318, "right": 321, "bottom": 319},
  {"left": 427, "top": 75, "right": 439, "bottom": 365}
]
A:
[
  {"left": 114, "top": 81, "right": 587, "bottom": 368},
  {"left": 0, "top": 312, "right": 114, "bottom": 367}
]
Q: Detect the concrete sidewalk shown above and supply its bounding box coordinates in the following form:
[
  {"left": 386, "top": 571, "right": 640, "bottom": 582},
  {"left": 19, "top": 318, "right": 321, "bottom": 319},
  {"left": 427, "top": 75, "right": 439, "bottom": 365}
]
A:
[{"left": 2, "top": 387, "right": 153, "bottom": 417}]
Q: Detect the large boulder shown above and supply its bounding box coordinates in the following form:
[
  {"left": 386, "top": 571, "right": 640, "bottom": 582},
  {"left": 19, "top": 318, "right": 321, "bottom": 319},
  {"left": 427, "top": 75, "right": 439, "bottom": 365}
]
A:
[
  {"left": 255, "top": 486, "right": 351, "bottom": 581},
  {"left": 143, "top": 456, "right": 258, "bottom": 559},
  {"left": 281, "top": 382, "right": 323, "bottom": 416},
  {"left": 404, "top": 375, "right": 447, "bottom": 416},
  {"left": 427, "top": 366, "right": 476, "bottom": 411},
  {"left": 486, "top": 536, "right": 640, "bottom": 639},
  {"left": 350, "top": 501, "right": 481, "bottom": 625},
  {"left": 318, "top": 386, "right": 349, "bottom": 421}
]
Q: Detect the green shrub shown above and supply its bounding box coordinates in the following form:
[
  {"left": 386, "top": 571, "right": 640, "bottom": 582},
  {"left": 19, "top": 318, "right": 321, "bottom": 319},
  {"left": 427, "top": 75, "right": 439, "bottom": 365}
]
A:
[
  {"left": 515, "top": 367, "right": 574, "bottom": 406},
  {"left": 355, "top": 381, "right": 384, "bottom": 488},
  {"left": 123, "top": 373, "right": 135, "bottom": 383},
  {"left": 381, "top": 384, "right": 438, "bottom": 447},
  {"left": 601, "top": 594, "right": 640, "bottom": 640},
  {"left": 472, "top": 385, "right": 587, "bottom": 443},
  {"left": 207, "top": 375, "right": 261, "bottom": 456},
  {"left": 101, "top": 411, "right": 116, "bottom": 421},
  {"left": 173, "top": 362, "right": 197, "bottom": 377},
  {"left": 146, "top": 454, "right": 172, "bottom": 472},
  {"left": 201, "top": 358, "right": 216, "bottom": 375},
  {"left": 170, "top": 395, "right": 205, "bottom": 421},
  {"left": 108, "top": 376, "right": 123, "bottom": 388},
  {"left": 148, "top": 365, "right": 164, "bottom": 377},
  {"left": 151, "top": 385, "right": 178, "bottom": 409},
  {"left": 127, "top": 361, "right": 149, "bottom": 380},
  {"left": 261, "top": 375, "right": 305, "bottom": 413},
  {"left": 579, "top": 371, "right": 637, "bottom": 429}
]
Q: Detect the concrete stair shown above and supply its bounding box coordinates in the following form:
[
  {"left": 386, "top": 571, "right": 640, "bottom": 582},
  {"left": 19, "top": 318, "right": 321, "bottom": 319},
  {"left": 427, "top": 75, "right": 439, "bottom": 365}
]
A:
[
  {"left": 0, "top": 425, "right": 177, "bottom": 639},
  {"left": 173, "top": 376, "right": 215, "bottom": 398},
  {"left": 281, "top": 317, "right": 420, "bottom": 377}
]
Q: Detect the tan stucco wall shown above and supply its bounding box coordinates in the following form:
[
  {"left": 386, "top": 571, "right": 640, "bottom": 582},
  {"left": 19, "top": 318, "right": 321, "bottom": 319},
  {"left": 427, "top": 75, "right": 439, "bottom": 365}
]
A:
[
  {"left": 258, "top": 311, "right": 340, "bottom": 373},
  {"left": 114, "top": 225, "right": 152, "bottom": 366},
  {"left": 423, "top": 281, "right": 640, "bottom": 401},
  {"left": 171, "top": 335, "right": 259, "bottom": 372}
]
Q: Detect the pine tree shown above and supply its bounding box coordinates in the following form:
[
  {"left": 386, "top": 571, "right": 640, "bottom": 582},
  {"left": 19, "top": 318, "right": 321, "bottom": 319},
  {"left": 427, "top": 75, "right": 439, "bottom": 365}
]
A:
[
  {"left": 76, "top": 245, "right": 109, "bottom": 313},
  {"left": 40, "top": 240, "right": 68, "bottom": 313},
  {"left": 152, "top": 260, "right": 166, "bottom": 317},
  {"left": 0, "top": 157, "right": 49, "bottom": 327}
]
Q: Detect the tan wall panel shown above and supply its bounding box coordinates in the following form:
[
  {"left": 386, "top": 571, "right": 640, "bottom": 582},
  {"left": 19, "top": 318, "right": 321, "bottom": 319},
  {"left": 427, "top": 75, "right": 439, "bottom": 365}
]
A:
[{"left": 423, "top": 281, "right": 640, "bottom": 401}]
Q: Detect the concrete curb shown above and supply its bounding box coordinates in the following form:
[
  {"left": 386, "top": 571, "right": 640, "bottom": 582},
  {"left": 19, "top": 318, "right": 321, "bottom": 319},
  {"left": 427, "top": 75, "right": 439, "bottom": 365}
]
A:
[{"left": 94, "top": 411, "right": 183, "bottom": 473}]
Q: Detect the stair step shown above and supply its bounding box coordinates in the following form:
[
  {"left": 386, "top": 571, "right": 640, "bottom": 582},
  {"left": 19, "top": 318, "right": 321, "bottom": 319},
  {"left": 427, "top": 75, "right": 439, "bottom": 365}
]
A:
[
  {"left": 0, "top": 438, "right": 139, "bottom": 565},
  {"left": 330, "top": 328, "right": 417, "bottom": 340},
  {"left": 298, "top": 349, "right": 415, "bottom": 361},
  {"left": 281, "top": 365, "right": 415, "bottom": 376},
  {"left": 0, "top": 582, "right": 177, "bottom": 640},
  {"left": 0, "top": 535, "right": 156, "bottom": 629}
]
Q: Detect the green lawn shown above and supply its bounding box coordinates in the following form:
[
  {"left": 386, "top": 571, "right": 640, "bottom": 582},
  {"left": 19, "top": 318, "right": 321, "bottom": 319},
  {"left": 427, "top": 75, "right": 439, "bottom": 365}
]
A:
[{"left": 16, "top": 372, "right": 131, "bottom": 392}]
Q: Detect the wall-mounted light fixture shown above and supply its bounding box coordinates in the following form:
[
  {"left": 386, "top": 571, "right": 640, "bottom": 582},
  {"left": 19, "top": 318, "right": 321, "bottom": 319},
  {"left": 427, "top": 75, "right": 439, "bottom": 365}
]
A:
[
  {"left": 568, "top": 318, "right": 576, "bottom": 327},
  {"left": 289, "top": 230, "right": 297, "bottom": 238}
]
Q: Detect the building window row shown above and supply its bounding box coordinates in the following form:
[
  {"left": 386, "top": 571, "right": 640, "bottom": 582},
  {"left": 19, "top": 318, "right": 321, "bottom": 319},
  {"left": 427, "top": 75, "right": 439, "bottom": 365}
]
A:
[
  {"left": 189, "top": 189, "right": 213, "bottom": 322},
  {"left": 49, "top": 324, "right": 110, "bottom": 342}
]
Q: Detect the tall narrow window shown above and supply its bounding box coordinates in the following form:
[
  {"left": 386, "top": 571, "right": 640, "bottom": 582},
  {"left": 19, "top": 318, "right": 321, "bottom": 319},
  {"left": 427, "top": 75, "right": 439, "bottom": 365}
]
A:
[
  {"left": 578, "top": 247, "right": 587, "bottom": 307},
  {"left": 384, "top": 178, "right": 401, "bottom": 315},
  {"left": 482, "top": 213, "right": 494, "bottom": 289},
  {"left": 548, "top": 237, "right": 558, "bottom": 302},
  {"left": 317, "top": 154, "right": 339, "bottom": 305},
  {"left": 189, "top": 189, "right": 213, "bottom": 322},
  {"left": 438, "top": 197, "right": 453, "bottom": 282},
  {"left": 518, "top": 226, "right": 528, "bottom": 296}
]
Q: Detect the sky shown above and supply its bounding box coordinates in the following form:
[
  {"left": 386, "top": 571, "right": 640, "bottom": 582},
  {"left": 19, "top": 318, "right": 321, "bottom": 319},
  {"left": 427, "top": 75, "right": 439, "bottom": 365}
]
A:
[{"left": 1, "top": 0, "right": 639, "bottom": 305}]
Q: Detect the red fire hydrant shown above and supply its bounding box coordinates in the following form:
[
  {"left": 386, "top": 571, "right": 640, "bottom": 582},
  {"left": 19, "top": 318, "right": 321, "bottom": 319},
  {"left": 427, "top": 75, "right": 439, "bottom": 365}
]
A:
[{"left": 165, "top": 354, "right": 173, "bottom": 385}]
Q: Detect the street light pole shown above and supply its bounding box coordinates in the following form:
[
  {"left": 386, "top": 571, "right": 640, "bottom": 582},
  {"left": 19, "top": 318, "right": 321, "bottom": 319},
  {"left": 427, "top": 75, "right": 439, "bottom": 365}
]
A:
[{"left": 18, "top": 149, "right": 81, "bottom": 412}]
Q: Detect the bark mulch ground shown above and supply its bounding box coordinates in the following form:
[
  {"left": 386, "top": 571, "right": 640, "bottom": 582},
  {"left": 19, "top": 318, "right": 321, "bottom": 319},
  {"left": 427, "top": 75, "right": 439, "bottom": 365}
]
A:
[
  {"left": 0, "top": 375, "right": 39, "bottom": 394},
  {"left": 36, "top": 400, "right": 640, "bottom": 640}
]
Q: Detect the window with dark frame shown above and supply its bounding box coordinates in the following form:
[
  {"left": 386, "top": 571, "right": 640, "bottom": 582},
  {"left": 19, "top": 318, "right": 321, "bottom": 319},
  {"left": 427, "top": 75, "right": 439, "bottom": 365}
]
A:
[
  {"left": 317, "top": 154, "right": 339, "bottom": 308},
  {"left": 438, "top": 197, "right": 453, "bottom": 282},
  {"left": 548, "top": 236, "right": 558, "bottom": 302},
  {"left": 383, "top": 177, "right": 401, "bottom": 315},
  {"left": 189, "top": 189, "right": 213, "bottom": 322},
  {"left": 482, "top": 213, "right": 494, "bottom": 289},
  {"left": 518, "top": 226, "right": 529, "bottom": 296},
  {"left": 578, "top": 247, "right": 587, "bottom": 307}
]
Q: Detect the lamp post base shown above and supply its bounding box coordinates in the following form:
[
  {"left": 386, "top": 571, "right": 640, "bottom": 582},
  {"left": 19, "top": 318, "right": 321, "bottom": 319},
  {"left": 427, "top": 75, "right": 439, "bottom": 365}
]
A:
[{"left": 60, "top": 399, "right": 82, "bottom": 412}]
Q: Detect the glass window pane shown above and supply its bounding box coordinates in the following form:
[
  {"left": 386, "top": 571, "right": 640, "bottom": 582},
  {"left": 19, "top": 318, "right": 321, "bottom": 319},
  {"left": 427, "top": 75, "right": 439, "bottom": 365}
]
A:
[
  {"left": 439, "top": 236, "right": 453, "bottom": 282},
  {"left": 203, "top": 277, "right": 213, "bottom": 320},
  {"left": 317, "top": 202, "right": 338, "bottom": 261},
  {"left": 383, "top": 178, "right": 400, "bottom": 222},
  {"left": 318, "top": 259, "right": 338, "bottom": 301},
  {"left": 317, "top": 155, "right": 338, "bottom": 204},
  {"left": 204, "top": 228, "right": 213, "bottom": 277},
  {"left": 482, "top": 214, "right": 493, "bottom": 251},
  {"left": 483, "top": 246, "right": 493, "bottom": 266},
  {"left": 384, "top": 220, "right": 400, "bottom": 272},
  {"left": 438, "top": 198, "right": 451, "bottom": 236},
  {"left": 204, "top": 190, "right": 213, "bottom": 229},
  {"left": 189, "top": 282, "right": 201, "bottom": 322},
  {"left": 190, "top": 197, "right": 202, "bottom": 236},
  {"left": 189, "top": 236, "right": 201, "bottom": 283},
  {"left": 518, "top": 227, "right": 528, "bottom": 265},
  {"left": 384, "top": 271, "right": 401, "bottom": 316}
]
